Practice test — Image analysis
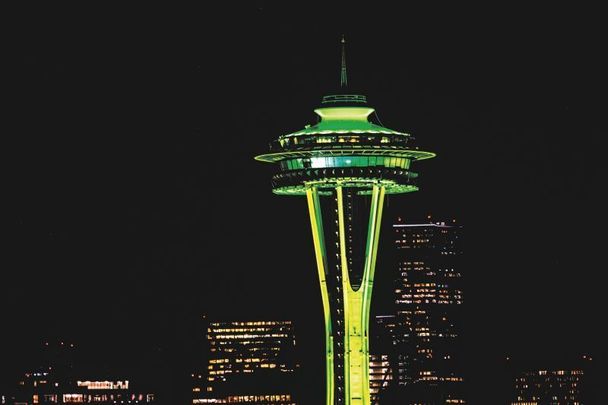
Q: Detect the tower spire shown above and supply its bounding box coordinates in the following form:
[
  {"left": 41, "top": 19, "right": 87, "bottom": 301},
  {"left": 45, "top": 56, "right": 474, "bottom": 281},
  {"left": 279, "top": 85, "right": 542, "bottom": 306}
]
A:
[{"left": 340, "top": 35, "right": 348, "bottom": 88}]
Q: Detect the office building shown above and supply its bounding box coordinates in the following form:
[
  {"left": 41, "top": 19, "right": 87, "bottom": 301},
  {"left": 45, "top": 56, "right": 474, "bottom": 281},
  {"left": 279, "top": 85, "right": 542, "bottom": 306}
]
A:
[
  {"left": 369, "top": 315, "right": 397, "bottom": 404},
  {"left": 193, "top": 320, "right": 298, "bottom": 404},
  {"left": 392, "top": 217, "right": 465, "bottom": 404},
  {"left": 508, "top": 355, "right": 596, "bottom": 404}
]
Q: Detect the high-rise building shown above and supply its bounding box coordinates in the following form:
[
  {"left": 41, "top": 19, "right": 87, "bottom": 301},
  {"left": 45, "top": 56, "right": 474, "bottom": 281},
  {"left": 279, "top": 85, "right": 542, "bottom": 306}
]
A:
[
  {"left": 392, "top": 217, "right": 465, "bottom": 404},
  {"left": 193, "top": 320, "right": 299, "bottom": 404},
  {"left": 368, "top": 354, "right": 392, "bottom": 405},
  {"left": 255, "top": 37, "right": 435, "bottom": 405},
  {"left": 369, "top": 315, "right": 397, "bottom": 404},
  {"left": 508, "top": 355, "right": 596, "bottom": 404}
]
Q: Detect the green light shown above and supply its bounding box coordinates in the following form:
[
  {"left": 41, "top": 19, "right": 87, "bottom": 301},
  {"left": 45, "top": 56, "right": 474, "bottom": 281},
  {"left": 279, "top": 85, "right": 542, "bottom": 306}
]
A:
[
  {"left": 272, "top": 180, "right": 417, "bottom": 196},
  {"left": 314, "top": 106, "right": 375, "bottom": 121},
  {"left": 255, "top": 148, "right": 436, "bottom": 164},
  {"left": 280, "top": 156, "right": 412, "bottom": 170},
  {"left": 303, "top": 184, "right": 385, "bottom": 405},
  {"left": 337, "top": 185, "right": 385, "bottom": 404},
  {"left": 306, "top": 188, "right": 335, "bottom": 405}
]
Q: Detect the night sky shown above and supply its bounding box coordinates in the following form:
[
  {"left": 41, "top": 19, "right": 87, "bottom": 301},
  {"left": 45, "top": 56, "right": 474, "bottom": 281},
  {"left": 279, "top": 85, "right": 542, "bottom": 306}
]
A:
[{"left": 3, "top": 3, "right": 607, "bottom": 403}]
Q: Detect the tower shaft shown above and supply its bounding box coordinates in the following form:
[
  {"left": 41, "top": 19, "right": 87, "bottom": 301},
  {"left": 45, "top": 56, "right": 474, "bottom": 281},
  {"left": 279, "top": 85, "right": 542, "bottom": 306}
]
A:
[{"left": 306, "top": 184, "right": 385, "bottom": 405}]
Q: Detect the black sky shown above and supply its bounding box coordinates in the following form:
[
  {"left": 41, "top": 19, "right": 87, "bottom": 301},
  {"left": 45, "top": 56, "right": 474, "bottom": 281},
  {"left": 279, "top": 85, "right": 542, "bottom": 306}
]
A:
[{"left": 3, "top": 3, "right": 607, "bottom": 403}]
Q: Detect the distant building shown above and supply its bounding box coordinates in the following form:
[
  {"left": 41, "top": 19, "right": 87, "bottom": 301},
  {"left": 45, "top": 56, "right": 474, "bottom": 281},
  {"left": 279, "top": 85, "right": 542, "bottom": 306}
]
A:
[
  {"left": 5, "top": 340, "right": 156, "bottom": 405},
  {"left": 508, "top": 355, "right": 596, "bottom": 404},
  {"left": 391, "top": 217, "right": 465, "bottom": 404},
  {"left": 193, "top": 320, "right": 299, "bottom": 404},
  {"left": 14, "top": 375, "right": 154, "bottom": 404}
]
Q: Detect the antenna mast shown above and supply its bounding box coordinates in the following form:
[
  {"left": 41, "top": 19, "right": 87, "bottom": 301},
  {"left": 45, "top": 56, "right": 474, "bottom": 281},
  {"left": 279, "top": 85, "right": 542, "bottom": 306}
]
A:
[{"left": 340, "top": 35, "right": 348, "bottom": 88}]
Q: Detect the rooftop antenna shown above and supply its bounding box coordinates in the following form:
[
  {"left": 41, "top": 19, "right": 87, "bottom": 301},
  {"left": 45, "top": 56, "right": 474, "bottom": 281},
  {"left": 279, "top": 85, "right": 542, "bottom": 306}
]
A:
[{"left": 340, "top": 34, "right": 348, "bottom": 88}]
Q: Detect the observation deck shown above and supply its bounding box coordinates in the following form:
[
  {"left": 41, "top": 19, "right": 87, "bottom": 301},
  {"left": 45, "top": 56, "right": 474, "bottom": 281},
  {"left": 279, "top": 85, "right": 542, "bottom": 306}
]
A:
[{"left": 255, "top": 94, "right": 435, "bottom": 195}]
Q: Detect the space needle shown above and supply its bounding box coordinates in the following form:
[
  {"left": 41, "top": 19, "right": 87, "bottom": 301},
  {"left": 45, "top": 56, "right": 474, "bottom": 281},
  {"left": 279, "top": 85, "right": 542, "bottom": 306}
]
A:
[{"left": 255, "top": 36, "right": 435, "bottom": 405}]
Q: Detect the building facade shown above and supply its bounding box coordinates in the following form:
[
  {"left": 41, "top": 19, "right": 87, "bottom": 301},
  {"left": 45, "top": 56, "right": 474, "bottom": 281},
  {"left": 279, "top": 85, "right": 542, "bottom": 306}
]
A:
[
  {"left": 368, "top": 354, "right": 392, "bottom": 405},
  {"left": 508, "top": 355, "right": 596, "bottom": 404},
  {"left": 512, "top": 370, "right": 584, "bottom": 404},
  {"left": 369, "top": 315, "right": 397, "bottom": 404},
  {"left": 13, "top": 377, "right": 155, "bottom": 405},
  {"left": 193, "top": 320, "right": 298, "bottom": 404},
  {"left": 392, "top": 218, "right": 465, "bottom": 404}
]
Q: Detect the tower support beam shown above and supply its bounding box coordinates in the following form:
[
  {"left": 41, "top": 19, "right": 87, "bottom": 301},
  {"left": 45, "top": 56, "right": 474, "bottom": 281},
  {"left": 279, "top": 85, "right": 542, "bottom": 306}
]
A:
[
  {"left": 306, "top": 187, "right": 335, "bottom": 405},
  {"left": 308, "top": 184, "right": 385, "bottom": 405}
]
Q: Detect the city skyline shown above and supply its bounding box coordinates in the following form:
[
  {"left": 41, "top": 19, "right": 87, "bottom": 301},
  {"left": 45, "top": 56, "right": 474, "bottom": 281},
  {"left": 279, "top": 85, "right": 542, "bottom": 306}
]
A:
[{"left": 3, "top": 3, "right": 606, "bottom": 404}]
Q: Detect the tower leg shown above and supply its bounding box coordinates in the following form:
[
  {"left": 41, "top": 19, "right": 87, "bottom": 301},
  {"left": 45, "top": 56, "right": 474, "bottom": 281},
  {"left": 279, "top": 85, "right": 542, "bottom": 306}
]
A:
[
  {"left": 337, "top": 185, "right": 385, "bottom": 405},
  {"left": 307, "top": 185, "right": 385, "bottom": 405},
  {"left": 306, "top": 187, "right": 334, "bottom": 405}
]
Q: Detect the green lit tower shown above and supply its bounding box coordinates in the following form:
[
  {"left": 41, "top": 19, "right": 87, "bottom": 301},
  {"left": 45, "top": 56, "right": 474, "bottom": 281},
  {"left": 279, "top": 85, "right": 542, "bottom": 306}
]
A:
[{"left": 255, "top": 37, "right": 435, "bottom": 405}]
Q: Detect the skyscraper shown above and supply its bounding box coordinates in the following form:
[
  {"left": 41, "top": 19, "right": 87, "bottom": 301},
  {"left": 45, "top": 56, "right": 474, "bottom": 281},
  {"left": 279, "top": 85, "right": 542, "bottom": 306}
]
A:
[
  {"left": 369, "top": 315, "right": 397, "bottom": 404},
  {"left": 392, "top": 217, "right": 465, "bottom": 403},
  {"left": 255, "top": 37, "right": 435, "bottom": 405},
  {"left": 193, "top": 320, "right": 299, "bottom": 404}
]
